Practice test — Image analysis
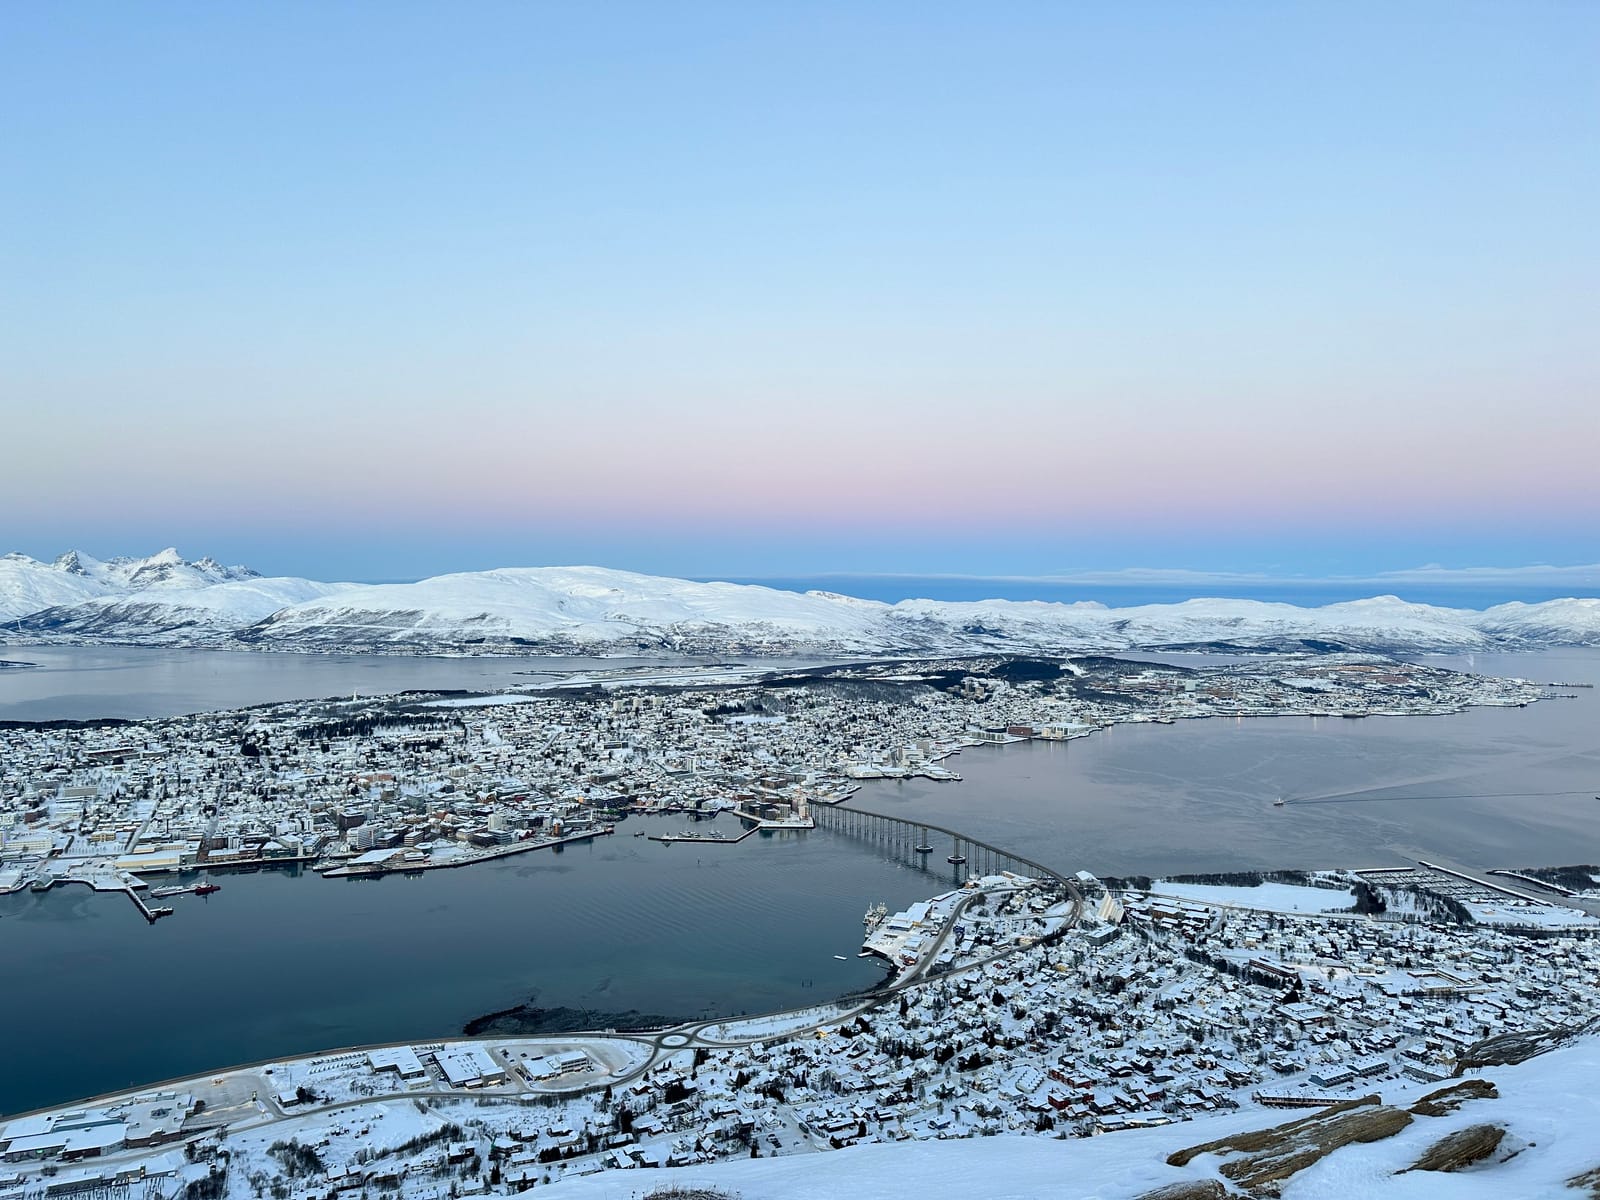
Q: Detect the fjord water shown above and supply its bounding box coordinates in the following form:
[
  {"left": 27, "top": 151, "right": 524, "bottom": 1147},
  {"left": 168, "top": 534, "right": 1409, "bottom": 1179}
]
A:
[
  {"left": 0, "top": 816, "right": 937, "bottom": 1117},
  {"left": 0, "top": 646, "right": 819, "bottom": 721},
  {"left": 4, "top": 646, "right": 1598, "bottom": 1116},
  {"left": 848, "top": 649, "right": 1600, "bottom": 878}
]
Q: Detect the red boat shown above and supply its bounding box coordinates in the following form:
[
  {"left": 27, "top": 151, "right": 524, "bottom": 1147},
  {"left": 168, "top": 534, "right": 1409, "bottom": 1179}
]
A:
[{"left": 193, "top": 880, "right": 221, "bottom": 896}]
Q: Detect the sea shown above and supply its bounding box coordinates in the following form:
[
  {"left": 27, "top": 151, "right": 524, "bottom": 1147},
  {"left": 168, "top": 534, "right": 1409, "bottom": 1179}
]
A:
[{"left": 2, "top": 643, "right": 1598, "bottom": 1116}]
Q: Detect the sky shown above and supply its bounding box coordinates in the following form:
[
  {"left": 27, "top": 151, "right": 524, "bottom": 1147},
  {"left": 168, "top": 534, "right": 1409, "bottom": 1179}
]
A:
[{"left": 2, "top": 2, "right": 1596, "bottom": 583}]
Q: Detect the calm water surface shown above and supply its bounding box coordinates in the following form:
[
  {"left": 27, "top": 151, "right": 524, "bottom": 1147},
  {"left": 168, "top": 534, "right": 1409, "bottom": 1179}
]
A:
[
  {"left": 5, "top": 645, "right": 1598, "bottom": 1115},
  {"left": 0, "top": 815, "right": 938, "bottom": 1116},
  {"left": 849, "top": 649, "right": 1600, "bottom": 878},
  {"left": 0, "top": 646, "right": 824, "bottom": 721}
]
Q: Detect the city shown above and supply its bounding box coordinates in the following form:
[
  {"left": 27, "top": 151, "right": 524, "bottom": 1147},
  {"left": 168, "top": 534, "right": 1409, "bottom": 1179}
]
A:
[{"left": 1, "top": 654, "right": 1549, "bottom": 906}]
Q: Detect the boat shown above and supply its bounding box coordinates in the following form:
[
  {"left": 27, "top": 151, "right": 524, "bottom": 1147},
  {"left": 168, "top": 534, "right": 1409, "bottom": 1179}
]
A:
[
  {"left": 1273, "top": 798, "right": 1286, "bottom": 807},
  {"left": 150, "top": 884, "right": 188, "bottom": 898},
  {"left": 864, "top": 902, "right": 888, "bottom": 932},
  {"left": 833, "top": 955, "right": 848, "bottom": 961},
  {"left": 192, "top": 879, "right": 221, "bottom": 896},
  {"left": 947, "top": 854, "right": 967, "bottom": 865}
]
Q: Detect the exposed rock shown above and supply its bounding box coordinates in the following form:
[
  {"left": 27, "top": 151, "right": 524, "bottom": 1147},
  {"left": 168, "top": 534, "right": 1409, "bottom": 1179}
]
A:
[
  {"left": 1167, "top": 1096, "right": 1413, "bottom": 1196},
  {"left": 1167, "top": 1095, "right": 1379, "bottom": 1166},
  {"left": 1410, "top": 1078, "right": 1499, "bottom": 1116},
  {"left": 1454, "top": 1021, "right": 1595, "bottom": 1072},
  {"left": 1569, "top": 1165, "right": 1600, "bottom": 1198},
  {"left": 1403, "top": 1123, "right": 1506, "bottom": 1172},
  {"left": 1134, "top": 1182, "right": 1232, "bottom": 1200}
]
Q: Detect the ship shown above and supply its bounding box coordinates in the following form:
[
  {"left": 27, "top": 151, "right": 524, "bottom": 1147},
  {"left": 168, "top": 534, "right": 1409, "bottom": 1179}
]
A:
[
  {"left": 864, "top": 902, "right": 888, "bottom": 932},
  {"left": 150, "top": 884, "right": 188, "bottom": 898},
  {"left": 1273, "top": 797, "right": 1286, "bottom": 807},
  {"left": 192, "top": 879, "right": 221, "bottom": 896}
]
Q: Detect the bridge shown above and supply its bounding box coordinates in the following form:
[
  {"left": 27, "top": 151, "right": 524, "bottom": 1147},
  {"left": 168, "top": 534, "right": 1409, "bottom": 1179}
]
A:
[{"left": 812, "top": 803, "right": 1076, "bottom": 897}]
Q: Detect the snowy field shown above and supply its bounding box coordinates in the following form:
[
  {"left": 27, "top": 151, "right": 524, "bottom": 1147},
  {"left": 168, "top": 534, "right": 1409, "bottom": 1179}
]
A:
[
  {"left": 698, "top": 1002, "right": 859, "bottom": 1043},
  {"left": 1464, "top": 900, "right": 1597, "bottom": 929},
  {"left": 1151, "top": 880, "right": 1357, "bottom": 914},
  {"left": 421, "top": 694, "right": 540, "bottom": 708}
]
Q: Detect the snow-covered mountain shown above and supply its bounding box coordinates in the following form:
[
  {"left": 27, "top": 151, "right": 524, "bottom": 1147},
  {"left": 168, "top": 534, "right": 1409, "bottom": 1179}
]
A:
[
  {"left": 237, "top": 566, "right": 896, "bottom": 653},
  {"left": 0, "top": 553, "right": 116, "bottom": 619},
  {"left": 3, "top": 553, "right": 1598, "bottom": 654},
  {"left": 1, "top": 548, "right": 260, "bottom": 621},
  {"left": 16, "top": 577, "right": 357, "bottom": 642}
]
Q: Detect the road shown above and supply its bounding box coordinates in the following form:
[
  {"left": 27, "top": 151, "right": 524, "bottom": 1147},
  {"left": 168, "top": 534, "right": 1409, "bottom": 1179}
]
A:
[{"left": 6, "top": 875, "right": 1085, "bottom": 1168}]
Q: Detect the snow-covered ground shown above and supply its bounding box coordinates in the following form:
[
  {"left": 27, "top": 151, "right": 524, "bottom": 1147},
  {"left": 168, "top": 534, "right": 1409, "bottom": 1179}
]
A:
[
  {"left": 421, "top": 693, "right": 541, "bottom": 708},
  {"left": 1463, "top": 900, "right": 1594, "bottom": 929},
  {"left": 1151, "top": 880, "right": 1358, "bottom": 914},
  {"left": 539, "top": 1033, "right": 1600, "bottom": 1199}
]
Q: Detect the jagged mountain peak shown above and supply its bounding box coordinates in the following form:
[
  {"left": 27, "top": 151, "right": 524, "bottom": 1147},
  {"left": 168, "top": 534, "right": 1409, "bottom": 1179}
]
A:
[
  {"left": 51, "top": 550, "right": 104, "bottom": 576},
  {"left": 106, "top": 548, "right": 260, "bottom": 589}
]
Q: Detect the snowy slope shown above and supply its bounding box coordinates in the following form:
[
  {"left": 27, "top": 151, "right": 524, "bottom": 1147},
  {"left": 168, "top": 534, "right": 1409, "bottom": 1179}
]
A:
[
  {"left": 0, "top": 553, "right": 116, "bottom": 620},
  {"left": 540, "top": 1033, "right": 1600, "bottom": 1199},
  {"left": 15, "top": 577, "right": 356, "bottom": 641},
  {"left": 245, "top": 576, "right": 1593, "bottom": 654},
  {"left": 1, "top": 547, "right": 262, "bottom": 622},
  {"left": 1474, "top": 597, "right": 1600, "bottom": 645},
  {"left": 5, "top": 551, "right": 1600, "bottom": 653},
  {"left": 885, "top": 594, "right": 1493, "bottom": 653},
  {"left": 239, "top": 567, "right": 896, "bottom": 653}
]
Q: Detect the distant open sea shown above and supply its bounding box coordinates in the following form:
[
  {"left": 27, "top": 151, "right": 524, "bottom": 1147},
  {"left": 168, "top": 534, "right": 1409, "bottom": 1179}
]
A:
[{"left": 709, "top": 577, "right": 1591, "bottom": 609}]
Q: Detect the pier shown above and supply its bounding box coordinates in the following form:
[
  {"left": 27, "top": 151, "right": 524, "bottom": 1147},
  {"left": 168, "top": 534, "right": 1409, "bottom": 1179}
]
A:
[
  {"left": 27, "top": 872, "right": 173, "bottom": 923},
  {"left": 649, "top": 826, "right": 757, "bottom": 845},
  {"left": 321, "top": 826, "right": 614, "bottom": 878},
  {"left": 812, "top": 804, "right": 1073, "bottom": 894},
  {"left": 125, "top": 886, "right": 173, "bottom": 923}
]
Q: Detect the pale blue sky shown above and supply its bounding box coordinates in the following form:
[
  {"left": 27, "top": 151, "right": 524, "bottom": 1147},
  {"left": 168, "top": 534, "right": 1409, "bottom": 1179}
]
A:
[{"left": 2, "top": 3, "right": 1595, "bottom": 581}]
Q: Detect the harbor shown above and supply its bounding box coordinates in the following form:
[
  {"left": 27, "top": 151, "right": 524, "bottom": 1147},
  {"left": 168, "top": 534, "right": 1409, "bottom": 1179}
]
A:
[
  {"left": 318, "top": 825, "right": 614, "bottom": 878},
  {"left": 24, "top": 867, "right": 175, "bottom": 924}
]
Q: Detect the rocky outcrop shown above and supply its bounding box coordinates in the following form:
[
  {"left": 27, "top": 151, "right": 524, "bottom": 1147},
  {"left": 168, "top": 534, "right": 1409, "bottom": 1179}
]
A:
[
  {"left": 1167, "top": 1095, "right": 1379, "bottom": 1166},
  {"left": 1454, "top": 1021, "right": 1598, "bottom": 1072},
  {"left": 1134, "top": 1182, "right": 1233, "bottom": 1200},
  {"left": 1403, "top": 1123, "right": 1506, "bottom": 1172},
  {"left": 1409, "top": 1078, "right": 1499, "bottom": 1116},
  {"left": 1167, "top": 1095, "right": 1413, "bottom": 1195},
  {"left": 1569, "top": 1165, "right": 1600, "bottom": 1198}
]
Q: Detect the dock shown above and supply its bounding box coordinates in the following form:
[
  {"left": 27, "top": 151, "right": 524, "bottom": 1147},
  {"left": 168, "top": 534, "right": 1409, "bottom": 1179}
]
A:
[
  {"left": 320, "top": 826, "right": 613, "bottom": 878},
  {"left": 649, "top": 826, "right": 757, "bottom": 845},
  {"left": 26, "top": 871, "right": 173, "bottom": 923},
  {"left": 126, "top": 887, "right": 174, "bottom": 923},
  {"left": 730, "top": 808, "right": 815, "bottom": 830}
]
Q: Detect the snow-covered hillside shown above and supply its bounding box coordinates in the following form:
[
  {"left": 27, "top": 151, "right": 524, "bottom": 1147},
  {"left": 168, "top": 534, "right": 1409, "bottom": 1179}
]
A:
[
  {"left": 16, "top": 577, "right": 357, "bottom": 642},
  {"left": 0, "top": 552, "right": 115, "bottom": 619},
  {"left": 238, "top": 566, "right": 894, "bottom": 653},
  {"left": 0, "top": 548, "right": 260, "bottom": 621},
  {"left": 3, "top": 552, "right": 1599, "bottom": 655},
  {"left": 539, "top": 1032, "right": 1600, "bottom": 1199},
  {"left": 221, "top": 576, "right": 1600, "bottom": 654}
]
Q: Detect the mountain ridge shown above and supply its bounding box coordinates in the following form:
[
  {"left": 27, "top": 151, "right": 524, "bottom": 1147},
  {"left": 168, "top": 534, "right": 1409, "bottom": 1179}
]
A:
[{"left": 3, "top": 551, "right": 1598, "bottom": 655}]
